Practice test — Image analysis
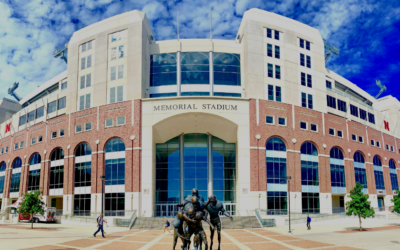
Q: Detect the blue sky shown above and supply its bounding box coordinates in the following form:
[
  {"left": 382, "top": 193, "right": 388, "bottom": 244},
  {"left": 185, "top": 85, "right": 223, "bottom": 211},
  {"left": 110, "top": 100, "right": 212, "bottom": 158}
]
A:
[{"left": 0, "top": 0, "right": 399, "bottom": 102}]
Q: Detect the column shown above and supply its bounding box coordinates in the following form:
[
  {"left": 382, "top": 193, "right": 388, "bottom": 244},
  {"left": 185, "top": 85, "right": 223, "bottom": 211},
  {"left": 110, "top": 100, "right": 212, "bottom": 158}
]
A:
[
  {"left": 209, "top": 52, "right": 214, "bottom": 96},
  {"left": 207, "top": 134, "right": 213, "bottom": 197},
  {"left": 179, "top": 134, "right": 184, "bottom": 201},
  {"left": 319, "top": 155, "right": 332, "bottom": 214},
  {"left": 177, "top": 52, "right": 181, "bottom": 96}
]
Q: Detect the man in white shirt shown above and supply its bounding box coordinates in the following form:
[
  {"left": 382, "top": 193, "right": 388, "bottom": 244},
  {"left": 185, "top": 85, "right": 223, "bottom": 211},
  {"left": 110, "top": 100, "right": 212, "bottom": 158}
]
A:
[{"left": 94, "top": 214, "right": 107, "bottom": 238}]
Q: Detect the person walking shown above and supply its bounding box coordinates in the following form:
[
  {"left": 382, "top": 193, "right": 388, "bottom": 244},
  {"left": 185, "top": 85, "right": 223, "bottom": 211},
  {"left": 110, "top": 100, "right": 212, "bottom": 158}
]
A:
[
  {"left": 307, "top": 214, "right": 311, "bottom": 230},
  {"left": 94, "top": 214, "right": 107, "bottom": 238},
  {"left": 163, "top": 216, "right": 172, "bottom": 235}
]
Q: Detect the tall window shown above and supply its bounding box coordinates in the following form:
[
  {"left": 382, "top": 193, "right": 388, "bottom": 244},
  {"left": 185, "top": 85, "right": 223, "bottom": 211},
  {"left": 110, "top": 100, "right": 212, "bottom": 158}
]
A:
[
  {"left": 74, "top": 194, "right": 91, "bottom": 216},
  {"left": 338, "top": 99, "right": 347, "bottom": 112},
  {"left": 389, "top": 159, "right": 399, "bottom": 191},
  {"left": 10, "top": 158, "right": 22, "bottom": 193},
  {"left": 181, "top": 52, "right": 209, "bottom": 84},
  {"left": 74, "top": 143, "right": 92, "bottom": 188},
  {"left": 301, "top": 142, "right": 319, "bottom": 214},
  {"left": 213, "top": 53, "right": 241, "bottom": 86},
  {"left": 79, "top": 94, "right": 91, "bottom": 111},
  {"left": 350, "top": 104, "right": 358, "bottom": 117},
  {"left": 330, "top": 147, "right": 345, "bottom": 193},
  {"left": 327, "top": 95, "right": 336, "bottom": 109},
  {"left": 368, "top": 113, "right": 375, "bottom": 124},
  {"left": 150, "top": 53, "right": 177, "bottom": 86},
  {"left": 268, "top": 85, "right": 281, "bottom": 102},
  {"left": 301, "top": 93, "right": 313, "bottom": 109},
  {"left": 354, "top": 152, "right": 367, "bottom": 189},
  {"left": 50, "top": 148, "right": 64, "bottom": 190},
  {"left": 105, "top": 138, "right": 126, "bottom": 216},
  {"left": 266, "top": 137, "right": 287, "bottom": 215},
  {"left": 110, "top": 86, "right": 124, "bottom": 103},
  {"left": 0, "top": 162, "right": 6, "bottom": 194},
  {"left": 28, "top": 153, "right": 41, "bottom": 191},
  {"left": 373, "top": 156, "right": 385, "bottom": 191}
]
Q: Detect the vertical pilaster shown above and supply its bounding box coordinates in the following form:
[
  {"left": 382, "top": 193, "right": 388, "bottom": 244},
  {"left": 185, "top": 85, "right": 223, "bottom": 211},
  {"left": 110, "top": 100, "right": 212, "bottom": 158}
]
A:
[
  {"left": 177, "top": 52, "right": 181, "bottom": 96},
  {"left": 209, "top": 52, "right": 214, "bottom": 96},
  {"left": 365, "top": 162, "right": 376, "bottom": 195},
  {"left": 208, "top": 134, "right": 213, "bottom": 197},
  {"left": 179, "top": 134, "right": 184, "bottom": 201},
  {"left": 344, "top": 159, "right": 355, "bottom": 193}
]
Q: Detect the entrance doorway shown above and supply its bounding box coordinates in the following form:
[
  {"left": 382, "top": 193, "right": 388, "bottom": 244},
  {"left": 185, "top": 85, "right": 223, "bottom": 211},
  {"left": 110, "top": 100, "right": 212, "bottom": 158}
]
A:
[
  {"left": 377, "top": 197, "right": 385, "bottom": 211},
  {"left": 50, "top": 197, "right": 63, "bottom": 215},
  {"left": 332, "top": 196, "right": 345, "bottom": 213}
]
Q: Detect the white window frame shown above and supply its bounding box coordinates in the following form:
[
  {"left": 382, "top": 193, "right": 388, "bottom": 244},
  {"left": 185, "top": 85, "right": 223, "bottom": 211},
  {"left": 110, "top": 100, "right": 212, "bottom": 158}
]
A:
[
  {"left": 386, "top": 144, "right": 389, "bottom": 150},
  {"left": 14, "top": 143, "right": 18, "bottom": 150},
  {"left": 300, "top": 121, "right": 308, "bottom": 130},
  {"left": 376, "top": 141, "right": 380, "bottom": 148},
  {"left": 76, "top": 124, "right": 82, "bottom": 133},
  {"left": 20, "top": 141, "right": 23, "bottom": 148},
  {"left": 85, "top": 122, "right": 92, "bottom": 131},
  {"left": 337, "top": 130, "right": 343, "bottom": 138},
  {"left": 265, "top": 115, "right": 274, "bottom": 125},
  {"left": 277, "top": 117, "right": 286, "bottom": 126},
  {"left": 117, "top": 116, "right": 126, "bottom": 126},
  {"left": 60, "top": 129, "right": 65, "bottom": 137},
  {"left": 310, "top": 123, "right": 318, "bottom": 132},
  {"left": 329, "top": 128, "right": 335, "bottom": 136},
  {"left": 31, "top": 137, "right": 36, "bottom": 145},
  {"left": 105, "top": 118, "right": 113, "bottom": 128},
  {"left": 61, "top": 82, "right": 67, "bottom": 92},
  {"left": 79, "top": 94, "right": 91, "bottom": 111},
  {"left": 358, "top": 136, "right": 364, "bottom": 143},
  {"left": 52, "top": 131, "right": 57, "bottom": 139},
  {"left": 391, "top": 146, "right": 394, "bottom": 152},
  {"left": 111, "top": 30, "right": 125, "bottom": 42},
  {"left": 5, "top": 147, "right": 8, "bottom": 153},
  {"left": 352, "top": 134, "right": 357, "bottom": 141},
  {"left": 371, "top": 139, "right": 375, "bottom": 146}
]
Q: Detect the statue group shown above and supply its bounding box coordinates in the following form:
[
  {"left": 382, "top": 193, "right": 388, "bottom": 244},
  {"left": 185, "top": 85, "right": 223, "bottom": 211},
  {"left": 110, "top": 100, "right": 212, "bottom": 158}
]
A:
[{"left": 171, "top": 188, "right": 232, "bottom": 250}]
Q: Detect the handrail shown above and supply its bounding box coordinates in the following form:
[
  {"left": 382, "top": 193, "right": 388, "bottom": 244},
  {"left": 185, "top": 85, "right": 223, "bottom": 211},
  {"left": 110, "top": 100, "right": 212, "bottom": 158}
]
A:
[
  {"left": 246, "top": 210, "right": 253, "bottom": 228},
  {"left": 128, "top": 210, "right": 137, "bottom": 230},
  {"left": 254, "top": 209, "right": 263, "bottom": 228}
]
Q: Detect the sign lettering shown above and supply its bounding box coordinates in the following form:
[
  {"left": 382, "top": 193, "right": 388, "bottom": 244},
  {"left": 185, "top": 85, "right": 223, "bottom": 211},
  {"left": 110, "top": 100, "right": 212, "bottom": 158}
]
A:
[
  {"left": 384, "top": 121, "right": 390, "bottom": 131},
  {"left": 154, "top": 104, "right": 238, "bottom": 112},
  {"left": 5, "top": 123, "right": 11, "bottom": 133}
]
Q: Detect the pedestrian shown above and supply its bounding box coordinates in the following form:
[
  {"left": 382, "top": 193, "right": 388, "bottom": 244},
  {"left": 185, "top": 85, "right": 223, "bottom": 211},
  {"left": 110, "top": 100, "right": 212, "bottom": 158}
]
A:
[
  {"left": 94, "top": 214, "right": 107, "bottom": 238},
  {"left": 307, "top": 214, "right": 311, "bottom": 230},
  {"left": 163, "top": 216, "right": 172, "bottom": 235}
]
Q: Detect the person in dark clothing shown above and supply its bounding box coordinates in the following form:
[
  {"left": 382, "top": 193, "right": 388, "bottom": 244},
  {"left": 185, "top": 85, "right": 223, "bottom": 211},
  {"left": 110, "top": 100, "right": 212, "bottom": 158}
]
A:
[
  {"left": 94, "top": 214, "right": 107, "bottom": 238},
  {"left": 307, "top": 214, "right": 311, "bottom": 230}
]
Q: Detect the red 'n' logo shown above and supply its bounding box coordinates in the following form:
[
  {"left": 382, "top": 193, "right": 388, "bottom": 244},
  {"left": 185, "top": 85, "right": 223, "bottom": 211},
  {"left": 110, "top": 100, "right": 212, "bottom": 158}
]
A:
[
  {"left": 5, "top": 123, "right": 11, "bottom": 133},
  {"left": 384, "top": 121, "right": 390, "bottom": 131}
]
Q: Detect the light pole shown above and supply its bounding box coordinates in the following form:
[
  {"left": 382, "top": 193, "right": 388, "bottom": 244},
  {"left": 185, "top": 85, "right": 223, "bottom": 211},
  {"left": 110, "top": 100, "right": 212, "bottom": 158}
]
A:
[
  {"left": 287, "top": 176, "right": 292, "bottom": 234},
  {"left": 100, "top": 176, "right": 105, "bottom": 215}
]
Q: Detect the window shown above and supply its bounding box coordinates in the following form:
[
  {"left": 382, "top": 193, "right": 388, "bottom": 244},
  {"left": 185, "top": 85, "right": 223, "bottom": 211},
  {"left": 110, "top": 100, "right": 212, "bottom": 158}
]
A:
[
  {"left": 358, "top": 136, "right": 363, "bottom": 143},
  {"left": 82, "top": 43, "right": 86, "bottom": 52},
  {"left": 310, "top": 124, "right": 317, "bottom": 132},
  {"left": 278, "top": 117, "right": 286, "bottom": 126},
  {"left": 306, "top": 41, "right": 310, "bottom": 50},
  {"left": 118, "top": 65, "right": 123, "bottom": 79},
  {"left": 275, "top": 46, "right": 280, "bottom": 59},
  {"left": 389, "top": 160, "right": 399, "bottom": 191},
  {"left": 31, "top": 137, "right": 36, "bottom": 145},
  {"left": 110, "top": 86, "right": 124, "bottom": 103},
  {"left": 267, "top": 44, "right": 272, "bottom": 57},
  {"left": 105, "top": 138, "right": 126, "bottom": 186},
  {"left": 327, "top": 95, "right": 336, "bottom": 109},
  {"left": 60, "top": 129, "right": 65, "bottom": 137},
  {"left": 276, "top": 86, "right": 281, "bottom": 102},
  {"left": 368, "top": 113, "right": 375, "bottom": 124},
  {"left": 105, "top": 118, "right": 113, "bottom": 127},
  {"left": 267, "top": 28, "right": 272, "bottom": 38},
  {"left": 111, "top": 45, "right": 124, "bottom": 60},
  {"left": 85, "top": 123, "right": 92, "bottom": 131},
  {"left": 28, "top": 153, "right": 41, "bottom": 191},
  {"left": 81, "top": 40, "right": 92, "bottom": 52},
  {"left": 10, "top": 158, "right": 22, "bottom": 193},
  {"left": 267, "top": 192, "right": 287, "bottom": 215},
  {"left": 371, "top": 140, "right": 375, "bottom": 146},
  {"left": 306, "top": 74, "right": 312, "bottom": 88},
  {"left": 48, "top": 101, "right": 57, "bottom": 114},
  {"left": 306, "top": 55, "right": 311, "bottom": 68},
  {"left": 111, "top": 30, "right": 124, "bottom": 42},
  {"left": 80, "top": 74, "right": 91, "bottom": 89},
  {"left": 274, "top": 30, "right": 279, "bottom": 40},
  {"left": 27, "top": 111, "right": 35, "bottom": 122},
  {"left": 74, "top": 194, "right": 91, "bottom": 216},
  {"left": 20, "top": 141, "right": 23, "bottom": 148},
  {"left": 14, "top": 143, "right": 18, "bottom": 150},
  {"left": 302, "top": 193, "right": 320, "bottom": 214},
  {"left": 308, "top": 94, "right": 313, "bottom": 109},
  {"left": 110, "top": 65, "right": 124, "bottom": 80},
  {"left": 330, "top": 147, "right": 345, "bottom": 191},
  {"left": 268, "top": 85, "right": 274, "bottom": 100},
  {"left": 267, "top": 64, "right": 273, "bottom": 78},
  {"left": 352, "top": 134, "right": 357, "bottom": 141},
  {"left": 268, "top": 85, "right": 281, "bottom": 102},
  {"left": 301, "top": 93, "right": 307, "bottom": 108},
  {"left": 19, "top": 114, "right": 27, "bottom": 126},
  {"left": 300, "top": 38, "right": 304, "bottom": 48},
  {"left": 376, "top": 141, "right": 380, "bottom": 148},
  {"left": 76, "top": 124, "right": 82, "bottom": 133},
  {"left": 275, "top": 65, "right": 281, "bottom": 79},
  {"left": 117, "top": 117, "right": 125, "bottom": 126},
  {"left": 266, "top": 116, "right": 274, "bottom": 124},
  {"left": 301, "top": 72, "right": 306, "bottom": 86},
  {"left": 36, "top": 106, "right": 44, "bottom": 119},
  {"left": 49, "top": 162, "right": 64, "bottom": 190},
  {"left": 301, "top": 142, "right": 319, "bottom": 192},
  {"left": 300, "top": 121, "right": 307, "bottom": 130},
  {"left": 87, "top": 55, "right": 92, "bottom": 68},
  {"left": 391, "top": 146, "right": 394, "bottom": 152},
  {"left": 300, "top": 54, "right": 305, "bottom": 66},
  {"left": 329, "top": 128, "right": 335, "bottom": 136},
  {"left": 266, "top": 137, "right": 287, "bottom": 187},
  {"left": 150, "top": 53, "right": 177, "bottom": 87},
  {"left": 337, "top": 99, "right": 347, "bottom": 112},
  {"left": 326, "top": 80, "right": 332, "bottom": 89},
  {"left": 81, "top": 57, "right": 86, "bottom": 70},
  {"left": 58, "top": 97, "right": 66, "bottom": 110},
  {"left": 386, "top": 144, "right": 389, "bottom": 150},
  {"left": 350, "top": 105, "right": 358, "bottom": 117},
  {"left": 52, "top": 131, "right": 57, "bottom": 139},
  {"left": 1, "top": 148, "right": 3, "bottom": 154},
  {"left": 61, "top": 82, "right": 67, "bottom": 92},
  {"left": 360, "top": 109, "right": 367, "bottom": 120},
  {"left": 337, "top": 130, "right": 343, "bottom": 138},
  {"left": 79, "top": 94, "right": 91, "bottom": 111},
  {"left": 373, "top": 156, "right": 385, "bottom": 190},
  {"left": 5, "top": 147, "right": 8, "bottom": 153}
]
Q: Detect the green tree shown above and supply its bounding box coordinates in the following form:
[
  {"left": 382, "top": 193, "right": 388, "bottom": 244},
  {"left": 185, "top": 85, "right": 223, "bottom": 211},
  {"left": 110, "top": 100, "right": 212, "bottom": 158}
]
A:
[
  {"left": 391, "top": 191, "right": 400, "bottom": 214},
  {"left": 346, "top": 182, "right": 375, "bottom": 231},
  {"left": 17, "top": 190, "right": 45, "bottom": 229}
]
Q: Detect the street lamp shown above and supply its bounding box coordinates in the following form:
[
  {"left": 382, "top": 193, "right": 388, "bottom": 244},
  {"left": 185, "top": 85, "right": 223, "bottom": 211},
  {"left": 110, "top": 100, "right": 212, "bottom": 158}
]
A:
[
  {"left": 100, "top": 176, "right": 105, "bottom": 215},
  {"left": 287, "top": 176, "right": 292, "bottom": 234}
]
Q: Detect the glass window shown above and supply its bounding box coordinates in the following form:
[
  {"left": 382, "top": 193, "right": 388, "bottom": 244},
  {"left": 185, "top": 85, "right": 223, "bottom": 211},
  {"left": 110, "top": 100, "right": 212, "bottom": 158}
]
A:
[
  {"left": 308, "top": 94, "right": 313, "bottom": 109},
  {"left": 87, "top": 40, "right": 92, "bottom": 50},
  {"left": 213, "top": 53, "right": 241, "bottom": 86},
  {"left": 307, "top": 74, "right": 312, "bottom": 88},
  {"left": 48, "top": 101, "right": 57, "bottom": 113},
  {"left": 302, "top": 193, "right": 320, "bottom": 214},
  {"left": 274, "top": 30, "right": 279, "bottom": 40},
  {"left": 301, "top": 142, "right": 318, "bottom": 156},
  {"left": 106, "top": 118, "right": 113, "bottom": 127},
  {"left": 85, "top": 94, "right": 90, "bottom": 109},
  {"left": 275, "top": 45, "right": 280, "bottom": 59},
  {"left": 306, "top": 41, "right": 310, "bottom": 50},
  {"left": 278, "top": 117, "right": 286, "bottom": 125},
  {"left": 14, "top": 143, "right": 18, "bottom": 150},
  {"left": 110, "top": 67, "right": 116, "bottom": 81},
  {"left": 75, "top": 142, "right": 92, "bottom": 157},
  {"left": 350, "top": 105, "right": 358, "bottom": 117},
  {"left": 76, "top": 125, "right": 82, "bottom": 133},
  {"left": 360, "top": 109, "right": 367, "bottom": 120},
  {"left": 38, "top": 136, "right": 42, "bottom": 142},
  {"left": 371, "top": 140, "right": 375, "bottom": 146},
  {"left": 150, "top": 53, "right": 177, "bottom": 87},
  {"left": 117, "top": 117, "right": 125, "bottom": 125},
  {"left": 267, "top": 44, "right": 272, "bottom": 57},
  {"left": 86, "top": 74, "right": 91, "bottom": 87},
  {"left": 267, "top": 28, "right": 272, "bottom": 38},
  {"left": 119, "top": 45, "right": 124, "bottom": 58},
  {"left": 28, "top": 169, "right": 40, "bottom": 191},
  {"left": 81, "top": 57, "right": 86, "bottom": 70},
  {"left": 337, "top": 130, "right": 343, "bottom": 137},
  {"left": 329, "top": 128, "right": 335, "bottom": 135},
  {"left": 338, "top": 99, "right": 347, "bottom": 112},
  {"left": 301, "top": 73, "right": 306, "bottom": 86},
  {"left": 310, "top": 124, "right": 317, "bottom": 132},
  {"left": 111, "top": 47, "right": 117, "bottom": 60},
  {"left": 61, "top": 82, "right": 67, "bottom": 91},
  {"left": 373, "top": 156, "right": 385, "bottom": 190},
  {"left": 31, "top": 137, "right": 36, "bottom": 144},
  {"left": 117, "top": 86, "right": 123, "bottom": 102},
  {"left": 301, "top": 160, "right": 319, "bottom": 186},
  {"left": 326, "top": 80, "right": 332, "bottom": 89},
  {"left": 375, "top": 141, "right": 379, "bottom": 147},
  {"left": 110, "top": 87, "right": 116, "bottom": 104},
  {"left": 19, "top": 114, "right": 27, "bottom": 126},
  {"left": 74, "top": 194, "right": 91, "bottom": 216},
  {"left": 87, "top": 55, "right": 92, "bottom": 68},
  {"left": 60, "top": 129, "right": 64, "bottom": 137},
  {"left": 10, "top": 158, "right": 22, "bottom": 193},
  {"left": 300, "top": 54, "right": 305, "bottom": 66},
  {"left": 118, "top": 65, "right": 123, "bottom": 79},
  {"left": 266, "top": 116, "right": 274, "bottom": 124},
  {"left": 58, "top": 97, "right": 66, "bottom": 110},
  {"left": 275, "top": 65, "right": 281, "bottom": 79},
  {"left": 105, "top": 193, "right": 125, "bottom": 216},
  {"left": 52, "top": 131, "right": 57, "bottom": 139},
  {"left": 300, "top": 122, "right": 307, "bottom": 130},
  {"left": 301, "top": 93, "right": 307, "bottom": 108},
  {"left": 268, "top": 64, "right": 273, "bottom": 77},
  {"left": 266, "top": 137, "right": 286, "bottom": 151},
  {"left": 276, "top": 86, "right": 281, "bottom": 102},
  {"left": 358, "top": 136, "right": 363, "bottom": 143},
  {"left": 82, "top": 43, "right": 86, "bottom": 52},
  {"left": 300, "top": 39, "right": 304, "bottom": 48},
  {"left": 181, "top": 52, "right": 209, "bottom": 84},
  {"left": 36, "top": 106, "right": 44, "bottom": 119},
  {"left": 105, "top": 138, "right": 126, "bottom": 186},
  {"left": 352, "top": 134, "right": 356, "bottom": 141},
  {"left": 80, "top": 75, "right": 85, "bottom": 89},
  {"left": 20, "top": 141, "right": 24, "bottom": 148},
  {"left": 85, "top": 123, "right": 91, "bottom": 131},
  {"left": 327, "top": 95, "right": 336, "bottom": 109},
  {"left": 27, "top": 111, "right": 35, "bottom": 122},
  {"left": 306, "top": 55, "right": 311, "bottom": 68},
  {"left": 267, "top": 191, "right": 287, "bottom": 215},
  {"left": 368, "top": 113, "right": 375, "bottom": 124},
  {"left": 268, "top": 85, "right": 273, "bottom": 101}
]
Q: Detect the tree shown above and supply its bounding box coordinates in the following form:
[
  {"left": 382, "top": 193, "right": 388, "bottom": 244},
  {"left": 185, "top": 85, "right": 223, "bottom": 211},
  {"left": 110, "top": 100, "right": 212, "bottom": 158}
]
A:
[
  {"left": 391, "top": 191, "right": 400, "bottom": 214},
  {"left": 346, "top": 182, "right": 375, "bottom": 231},
  {"left": 17, "top": 190, "right": 45, "bottom": 229}
]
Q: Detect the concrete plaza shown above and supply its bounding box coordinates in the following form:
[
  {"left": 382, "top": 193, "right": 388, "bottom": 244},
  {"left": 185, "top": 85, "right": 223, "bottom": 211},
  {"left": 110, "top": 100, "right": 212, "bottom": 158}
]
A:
[{"left": 0, "top": 218, "right": 399, "bottom": 250}]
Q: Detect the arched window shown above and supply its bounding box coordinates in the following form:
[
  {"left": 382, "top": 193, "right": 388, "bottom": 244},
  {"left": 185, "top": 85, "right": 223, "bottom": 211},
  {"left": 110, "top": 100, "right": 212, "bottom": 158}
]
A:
[
  {"left": 105, "top": 138, "right": 126, "bottom": 216},
  {"left": 353, "top": 152, "right": 367, "bottom": 190},
  {"left": 373, "top": 156, "right": 385, "bottom": 191},
  {"left": 213, "top": 53, "right": 241, "bottom": 86},
  {"left": 300, "top": 142, "right": 319, "bottom": 214},
  {"left": 74, "top": 143, "right": 92, "bottom": 216},
  {"left": 50, "top": 148, "right": 64, "bottom": 190},
  {"left": 150, "top": 53, "right": 177, "bottom": 87},
  {"left": 330, "top": 147, "right": 346, "bottom": 194},
  {"left": 10, "top": 158, "right": 22, "bottom": 194},
  {"left": 266, "top": 137, "right": 287, "bottom": 215},
  {"left": 28, "top": 153, "right": 41, "bottom": 191},
  {"left": 181, "top": 52, "right": 210, "bottom": 85},
  {"left": 0, "top": 162, "right": 6, "bottom": 194},
  {"left": 389, "top": 159, "right": 399, "bottom": 191}
]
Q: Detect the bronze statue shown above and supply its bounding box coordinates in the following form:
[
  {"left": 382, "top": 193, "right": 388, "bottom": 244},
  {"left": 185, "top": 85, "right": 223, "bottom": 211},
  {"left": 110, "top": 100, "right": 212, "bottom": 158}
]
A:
[{"left": 205, "top": 195, "right": 232, "bottom": 250}]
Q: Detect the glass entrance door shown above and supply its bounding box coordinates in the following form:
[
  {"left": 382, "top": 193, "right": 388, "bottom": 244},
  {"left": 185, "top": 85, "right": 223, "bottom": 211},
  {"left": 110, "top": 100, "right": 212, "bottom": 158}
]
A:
[
  {"left": 377, "top": 197, "right": 384, "bottom": 211},
  {"left": 155, "top": 204, "right": 179, "bottom": 217}
]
